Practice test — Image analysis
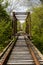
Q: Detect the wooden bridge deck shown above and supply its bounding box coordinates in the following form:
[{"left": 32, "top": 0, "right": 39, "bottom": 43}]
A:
[
  {"left": 7, "top": 36, "right": 34, "bottom": 65},
  {"left": 0, "top": 34, "right": 43, "bottom": 65},
  {"left": 7, "top": 35, "right": 42, "bottom": 65}
]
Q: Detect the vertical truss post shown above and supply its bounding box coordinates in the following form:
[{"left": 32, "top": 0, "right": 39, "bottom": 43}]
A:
[
  {"left": 29, "top": 13, "right": 31, "bottom": 39},
  {"left": 26, "top": 12, "right": 31, "bottom": 39},
  {"left": 15, "top": 18, "right": 17, "bottom": 33},
  {"left": 12, "top": 12, "right": 17, "bottom": 36}
]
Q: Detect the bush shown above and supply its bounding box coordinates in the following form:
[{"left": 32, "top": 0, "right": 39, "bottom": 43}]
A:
[
  {"left": 31, "top": 5, "right": 43, "bottom": 54},
  {"left": 0, "top": 4, "right": 12, "bottom": 52}
]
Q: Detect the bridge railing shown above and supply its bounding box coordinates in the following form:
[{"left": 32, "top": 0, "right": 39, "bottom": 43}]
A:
[{"left": 0, "top": 36, "right": 18, "bottom": 65}]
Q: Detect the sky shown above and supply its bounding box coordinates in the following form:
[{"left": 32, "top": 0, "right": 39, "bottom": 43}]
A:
[
  {"left": 6, "top": 0, "right": 41, "bottom": 12},
  {"left": 2, "top": 0, "right": 41, "bottom": 23},
  {"left": 7, "top": 0, "right": 41, "bottom": 23}
]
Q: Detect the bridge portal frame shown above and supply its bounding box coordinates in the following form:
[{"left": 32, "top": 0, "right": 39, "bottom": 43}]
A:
[{"left": 12, "top": 12, "right": 31, "bottom": 37}]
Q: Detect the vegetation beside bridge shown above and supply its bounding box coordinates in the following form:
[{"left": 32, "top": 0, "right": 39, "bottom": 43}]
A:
[
  {"left": 22, "top": 5, "right": 43, "bottom": 54},
  {"left": 0, "top": 0, "right": 12, "bottom": 52},
  {"left": 0, "top": 0, "right": 43, "bottom": 54},
  {"left": 31, "top": 5, "right": 43, "bottom": 54}
]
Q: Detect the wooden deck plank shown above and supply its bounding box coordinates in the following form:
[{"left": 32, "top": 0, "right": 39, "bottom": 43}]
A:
[{"left": 7, "top": 36, "right": 33, "bottom": 65}]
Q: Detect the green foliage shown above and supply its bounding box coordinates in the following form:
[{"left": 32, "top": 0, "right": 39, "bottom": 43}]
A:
[
  {"left": 0, "top": 0, "right": 3, "bottom": 3},
  {"left": 22, "top": 22, "right": 26, "bottom": 32},
  {"left": 31, "top": 5, "right": 43, "bottom": 54},
  {"left": 0, "top": 2, "right": 12, "bottom": 52},
  {"left": 40, "top": 0, "right": 43, "bottom": 3},
  {"left": 17, "top": 21, "right": 21, "bottom": 31}
]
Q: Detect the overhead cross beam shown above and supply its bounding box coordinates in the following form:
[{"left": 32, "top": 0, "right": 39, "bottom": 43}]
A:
[
  {"left": 14, "top": 12, "right": 30, "bottom": 20},
  {"left": 15, "top": 12, "right": 28, "bottom": 15},
  {"left": 15, "top": 15, "right": 27, "bottom": 20}
]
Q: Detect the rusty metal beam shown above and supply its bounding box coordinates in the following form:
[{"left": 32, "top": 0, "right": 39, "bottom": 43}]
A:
[
  {"left": 12, "top": 12, "right": 17, "bottom": 35},
  {"left": 14, "top": 12, "right": 30, "bottom": 15},
  {"left": 26, "top": 12, "right": 31, "bottom": 39}
]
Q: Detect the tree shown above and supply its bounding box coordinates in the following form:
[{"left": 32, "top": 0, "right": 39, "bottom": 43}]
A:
[
  {"left": 0, "top": 0, "right": 12, "bottom": 52},
  {"left": 31, "top": 5, "right": 43, "bottom": 54}
]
